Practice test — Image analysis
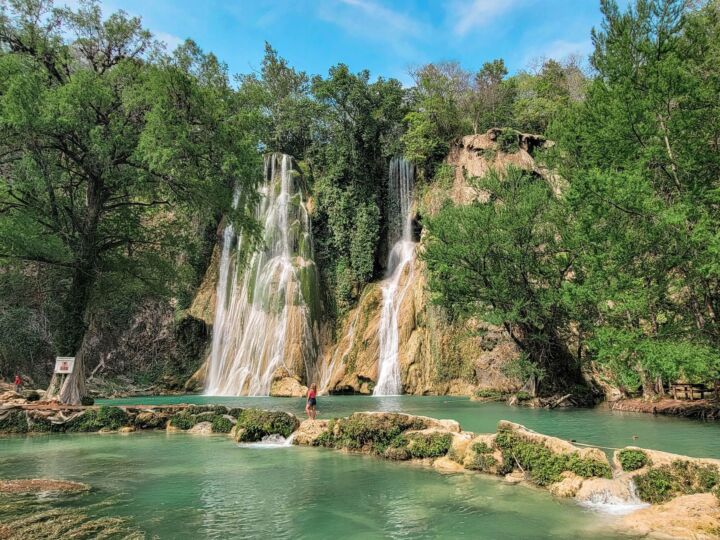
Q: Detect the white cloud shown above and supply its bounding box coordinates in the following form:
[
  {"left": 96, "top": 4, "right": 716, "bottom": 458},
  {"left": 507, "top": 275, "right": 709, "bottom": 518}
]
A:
[
  {"left": 450, "top": 0, "right": 523, "bottom": 37},
  {"left": 316, "top": 0, "right": 428, "bottom": 58},
  {"left": 154, "top": 30, "right": 184, "bottom": 51}
]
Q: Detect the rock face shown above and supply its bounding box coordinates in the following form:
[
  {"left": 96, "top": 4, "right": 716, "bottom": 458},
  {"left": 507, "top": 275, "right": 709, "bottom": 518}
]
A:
[
  {"left": 320, "top": 130, "right": 535, "bottom": 396},
  {"left": 619, "top": 493, "right": 720, "bottom": 539}
]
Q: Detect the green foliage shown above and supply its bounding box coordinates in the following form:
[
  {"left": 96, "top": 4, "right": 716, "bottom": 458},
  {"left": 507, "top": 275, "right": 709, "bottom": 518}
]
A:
[
  {"left": 494, "top": 428, "right": 611, "bottom": 486},
  {"left": 474, "top": 389, "right": 508, "bottom": 401},
  {"left": 406, "top": 433, "right": 452, "bottom": 459},
  {"left": 235, "top": 409, "right": 299, "bottom": 441},
  {"left": 496, "top": 129, "right": 520, "bottom": 153},
  {"left": 618, "top": 449, "right": 650, "bottom": 472},
  {"left": 465, "top": 441, "right": 498, "bottom": 472},
  {"left": 317, "top": 413, "right": 426, "bottom": 455},
  {"left": 634, "top": 461, "right": 720, "bottom": 504},
  {"left": 424, "top": 167, "right": 583, "bottom": 393},
  {"left": 210, "top": 415, "right": 234, "bottom": 434},
  {"left": 169, "top": 412, "right": 196, "bottom": 431}
]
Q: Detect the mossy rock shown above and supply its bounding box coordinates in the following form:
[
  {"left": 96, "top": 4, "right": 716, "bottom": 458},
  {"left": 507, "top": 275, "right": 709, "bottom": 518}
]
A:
[
  {"left": 134, "top": 411, "right": 167, "bottom": 429},
  {"left": 227, "top": 408, "right": 244, "bottom": 419},
  {"left": 186, "top": 405, "right": 228, "bottom": 416},
  {"left": 317, "top": 413, "right": 428, "bottom": 455},
  {"left": 65, "top": 407, "right": 130, "bottom": 433},
  {"left": 494, "top": 427, "right": 611, "bottom": 486},
  {"left": 211, "top": 415, "right": 235, "bottom": 434},
  {"left": 384, "top": 446, "right": 411, "bottom": 461},
  {"left": 0, "top": 411, "right": 28, "bottom": 433},
  {"left": 234, "top": 409, "right": 299, "bottom": 442},
  {"left": 169, "top": 412, "right": 197, "bottom": 431},
  {"left": 618, "top": 449, "right": 650, "bottom": 472}
]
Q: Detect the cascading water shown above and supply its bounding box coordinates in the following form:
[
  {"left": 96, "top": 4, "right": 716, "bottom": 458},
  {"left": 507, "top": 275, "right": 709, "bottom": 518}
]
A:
[
  {"left": 205, "top": 153, "right": 321, "bottom": 396},
  {"left": 373, "top": 157, "right": 416, "bottom": 396}
]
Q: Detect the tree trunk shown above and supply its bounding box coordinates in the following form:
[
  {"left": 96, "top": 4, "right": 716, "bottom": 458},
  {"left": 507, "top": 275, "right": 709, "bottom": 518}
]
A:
[{"left": 46, "top": 175, "right": 104, "bottom": 405}]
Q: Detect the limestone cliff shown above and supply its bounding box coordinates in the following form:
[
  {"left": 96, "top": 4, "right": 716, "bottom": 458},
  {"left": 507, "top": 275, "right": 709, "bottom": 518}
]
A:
[{"left": 321, "top": 129, "right": 552, "bottom": 396}]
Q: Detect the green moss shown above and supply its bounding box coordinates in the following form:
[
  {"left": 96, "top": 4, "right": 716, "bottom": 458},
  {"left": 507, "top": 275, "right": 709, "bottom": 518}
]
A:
[
  {"left": 618, "top": 449, "right": 650, "bottom": 472},
  {"left": 634, "top": 461, "right": 720, "bottom": 503},
  {"left": 235, "top": 409, "right": 299, "bottom": 441},
  {"left": 186, "top": 405, "right": 228, "bottom": 416},
  {"left": 0, "top": 411, "right": 28, "bottom": 433},
  {"left": 65, "top": 406, "right": 129, "bottom": 432},
  {"left": 169, "top": 412, "right": 196, "bottom": 430},
  {"left": 407, "top": 433, "right": 452, "bottom": 459},
  {"left": 211, "top": 415, "right": 234, "bottom": 434},
  {"left": 494, "top": 427, "right": 611, "bottom": 486}
]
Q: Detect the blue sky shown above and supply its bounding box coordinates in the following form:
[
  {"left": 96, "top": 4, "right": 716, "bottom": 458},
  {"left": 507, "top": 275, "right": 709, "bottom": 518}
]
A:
[{"left": 82, "top": 1, "right": 626, "bottom": 83}]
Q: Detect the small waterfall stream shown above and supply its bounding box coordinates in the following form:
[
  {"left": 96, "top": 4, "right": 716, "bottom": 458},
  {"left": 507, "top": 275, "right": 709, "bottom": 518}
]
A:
[
  {"left": 374, "top": 157, "right": 416, "bottom": 396},
  {"left": 205, "top": 153, "right": 320, "bottom": 396}
]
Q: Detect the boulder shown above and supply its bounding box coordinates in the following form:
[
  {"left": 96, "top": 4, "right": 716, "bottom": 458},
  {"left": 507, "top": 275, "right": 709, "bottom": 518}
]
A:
[
  {"left": 134, "top": 411, "right": 167, "bottom": 429},
  {"left": 293, "top": 419, "right": 330, "bottom": 446},
  {"left": 433, "top": 456, "right": 465, "bottom": 473},
  {"left": 188, "top": 421, "right": 213, "bottom": 435},
  {"left": 549, "top": 472, "right": 585, "bottom": 498},
  {"left": 270, "top": 376, "right": 308, "bottom": 398},
  {"left": 118, "top": 426, "right": 135, "bottom": 434},
  {"left": 619, "top": 493, "right": 720, "bottom": 540}
]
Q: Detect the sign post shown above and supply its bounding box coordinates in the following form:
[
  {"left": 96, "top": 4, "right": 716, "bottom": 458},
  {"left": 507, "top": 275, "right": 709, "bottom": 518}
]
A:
[{"left": 53, "top": 357, "right": 75, "bottom": 394}]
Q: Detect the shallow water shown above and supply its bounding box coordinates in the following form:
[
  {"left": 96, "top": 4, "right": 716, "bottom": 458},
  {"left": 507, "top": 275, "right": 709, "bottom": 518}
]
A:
[{"left": 2, "top": 396, "right": 719, "bottom": 538}]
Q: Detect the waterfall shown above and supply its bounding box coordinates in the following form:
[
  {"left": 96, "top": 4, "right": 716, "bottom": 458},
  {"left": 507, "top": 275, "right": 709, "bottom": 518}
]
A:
[
  {"left": 374, "top": 157, "right": 416, "bottom": 396},
  {"left": 205, "top": 153, "right": 320, "bottom": 396}
]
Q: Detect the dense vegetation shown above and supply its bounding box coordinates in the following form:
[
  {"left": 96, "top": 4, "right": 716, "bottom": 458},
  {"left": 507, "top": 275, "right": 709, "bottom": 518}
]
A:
[
  {"left": 1, "top": 0, "right": 718, "bottom": 402},
  {"left": 424, "top": 0, "right": 720, "bottom": 397}
]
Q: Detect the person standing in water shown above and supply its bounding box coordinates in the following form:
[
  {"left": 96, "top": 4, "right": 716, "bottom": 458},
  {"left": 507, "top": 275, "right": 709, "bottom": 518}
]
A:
[{"left": 305, "top": 383, "right": 317, "bottom": 420}]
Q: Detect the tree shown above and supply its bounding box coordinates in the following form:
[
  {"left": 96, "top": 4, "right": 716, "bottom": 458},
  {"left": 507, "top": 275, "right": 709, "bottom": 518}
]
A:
[
  {"left": 402, "top": 62, "right": 470, "bottom": 170},
  {"left": 547, "top": 0, "right": 720, "bottom": 395},
  {"left": 467, "top": 59, "right": 514, "bottom": 134},
  {"left": 423, "top": 168, "right": 585, "bottom": 394},
  {"left": 0, "top": 0, "right": 259, "bottom": 403}
]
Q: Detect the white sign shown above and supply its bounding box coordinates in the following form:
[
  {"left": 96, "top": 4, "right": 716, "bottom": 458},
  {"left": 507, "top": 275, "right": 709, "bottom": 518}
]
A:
[{"left": 54, "top": 357, "right": 75, "bottom": 374}]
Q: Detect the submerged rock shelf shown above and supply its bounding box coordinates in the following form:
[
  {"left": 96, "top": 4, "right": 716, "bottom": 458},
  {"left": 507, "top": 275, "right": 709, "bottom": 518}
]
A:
[{"left": 2, "top": 403, "right": 719, "bottom": 538}]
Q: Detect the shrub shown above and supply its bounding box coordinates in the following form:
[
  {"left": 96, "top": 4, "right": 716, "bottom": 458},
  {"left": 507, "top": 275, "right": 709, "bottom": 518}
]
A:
[
  {"left": 169, "top": 412, "right": 196, "bottom": 430},
  {"left": 328, "top": 413, "right": 425, "bottom": 454},
  {"left": 384, "top": 446, "right": 410, "bottom": 461},
  {"left": 635, "top": 467, "right": 677, "bottom": 504},
  {"left": 472, "top": 442, "right": 493, "bottom": 454},
  {"left": 187, "top": 405, "right": 228, "bottom": 416},
  {"left": 466, "top": 453, "right": 498, "bottom": 472},
  {"left": 211, "top": 415, "right": 234, "bottom": 434},
  {"left": 407, "top": 433, "right": 452, "bottom": 459},
  {"left": 618, "top": 449, "right": 650, "bottom": 472},
  {"left": 497, "top": 128, "right": 520, "bottom": 153},
  {"left": 474, "top": 389, "right": 507, "bottom": 401},
  {"left": 494, "top": 427, "right": 611, "bottom": 486},
  {"left": 80, "top": 396, "right": 95, "bottom": 406}
]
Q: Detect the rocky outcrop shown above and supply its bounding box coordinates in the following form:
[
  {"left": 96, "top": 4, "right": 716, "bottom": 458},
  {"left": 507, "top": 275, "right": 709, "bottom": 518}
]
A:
[
  {"left": 321, "top": 129, "right": 537, "bottom": 396},
  {"left": 270, "top": 369, "right": 308, "bottom": 397},
  {"left": 618, "top": 493, "right": 720, "bottom": 539}
]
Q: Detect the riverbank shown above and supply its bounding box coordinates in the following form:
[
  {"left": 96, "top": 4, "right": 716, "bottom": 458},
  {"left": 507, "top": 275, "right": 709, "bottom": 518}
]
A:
[
  {"left": 610, "top": 398, "right": 720, "bottom": 420},
  {"left": 2, "top": 400, "right": 719, "bottom": 538}
]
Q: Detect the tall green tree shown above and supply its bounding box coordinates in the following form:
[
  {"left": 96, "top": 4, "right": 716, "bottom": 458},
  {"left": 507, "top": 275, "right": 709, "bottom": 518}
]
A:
[
  {"left": 0, "top": 0, "right": 259, "bottom": 403},
  {"left": 423, "top": 168, "right": 585, "bottom": 395}
]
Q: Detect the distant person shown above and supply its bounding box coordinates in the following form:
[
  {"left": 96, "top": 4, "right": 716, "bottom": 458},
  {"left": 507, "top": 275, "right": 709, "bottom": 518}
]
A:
[
  {"left": 13, "top": 374, "right": 22, "bottom": 393},
  {"left": 305, "top": 383, "right": 317, "bottom": 420}
]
